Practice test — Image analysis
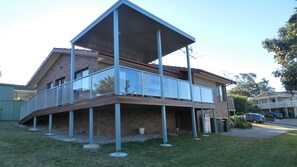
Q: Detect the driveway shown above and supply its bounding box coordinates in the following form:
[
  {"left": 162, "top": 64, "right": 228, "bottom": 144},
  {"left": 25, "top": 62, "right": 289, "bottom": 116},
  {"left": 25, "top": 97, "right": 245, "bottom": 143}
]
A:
[
  {"left": 266, "top": 119, "right": 297, "bottom": 127},
  {"left": 222, "top": 119, "right": 297, "bottom": 138}
]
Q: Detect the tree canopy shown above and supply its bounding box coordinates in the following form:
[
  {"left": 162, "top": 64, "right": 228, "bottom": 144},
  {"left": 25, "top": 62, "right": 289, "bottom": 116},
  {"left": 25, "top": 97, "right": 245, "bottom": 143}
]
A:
[
  {"left": 228, "top": 73, "right": 275, "bottom": 97},
  {"left": 263, "top": 10, "right": 297, "bottom": 92}
]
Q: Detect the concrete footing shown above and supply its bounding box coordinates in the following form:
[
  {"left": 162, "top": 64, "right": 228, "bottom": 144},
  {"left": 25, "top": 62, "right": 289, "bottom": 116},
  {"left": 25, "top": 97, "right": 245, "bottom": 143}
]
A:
[
  {"left": 83, "top": 144, "right": 100, "bottom": 150},
  {"left": 29, "top": 128, "right": 38, "bottom": 131},
  {"left": 203, "top": 134, "right": 210, "bottom": 137},
  {"left": 110, "top": 152, "right": 128, "bottom": 157},
  {"left": 160, "top": 143, "right": 172, "bottom": 147},
  {"left": 45, "top": 133, "right": 54, "bottom": 136},
  {"left": 62, "top": 138, "right": 77, "bottom": 142},
  {"left": 194, "top": 138, "right": 201, "bottom": 141}
]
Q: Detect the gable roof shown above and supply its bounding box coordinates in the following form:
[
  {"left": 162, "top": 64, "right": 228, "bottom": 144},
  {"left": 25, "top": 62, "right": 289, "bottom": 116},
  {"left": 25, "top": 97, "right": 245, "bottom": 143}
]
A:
[
  {"left": 71, "top": 0, "right": 195, "bottom": 63},
  {"left": 26, "top": 48, "right": 98, "bottom": 87}
]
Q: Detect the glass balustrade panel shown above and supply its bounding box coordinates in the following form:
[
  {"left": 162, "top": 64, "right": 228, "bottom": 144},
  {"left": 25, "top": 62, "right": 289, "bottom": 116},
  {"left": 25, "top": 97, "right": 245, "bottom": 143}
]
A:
[
  {"left": 142, "top": 73, "right": 161, "bottom": 97},
  {"left": 61, "top": 83, "right": 70, "bottom": 105},
  {"left": 36, "top": 92, "right": 45, "bottom": 110},
  {"left": 46, "top": 88, "right": 57, "bottom": 107},
  {"left": 120, "top": 68, "right": 142, "bottom": 95},
  {"left": 201, "top": 87, "right": 213, "bottom": 103},
  {"left": 164, "top": 77, "right": 178, "bottom": 99},
  {"left": 178, "top": 80, "right": 191, "bottom": 100},
  {"left": 73, "top": 77, "right": 90, "bottom": 101},
  {"left": 192, "top": 85, "right": 202, "bottom": 102},
  {"left": 91, "top": 68, "right": 114, "bottom": 97}
]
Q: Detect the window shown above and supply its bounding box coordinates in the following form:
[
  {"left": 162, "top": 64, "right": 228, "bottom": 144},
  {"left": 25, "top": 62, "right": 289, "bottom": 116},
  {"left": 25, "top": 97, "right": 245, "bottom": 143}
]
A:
[
  {"left": 47, "top": 82, "right": 53, "bottom": 89},
  {"left": 216, "top": 83, "right": 225, "bottom": 102},
  {"left": 75, "top": 68, "right": 89, "bottom": 79},
  {"left": 55, "top": 77, "right": 65, "bottom": 86}
]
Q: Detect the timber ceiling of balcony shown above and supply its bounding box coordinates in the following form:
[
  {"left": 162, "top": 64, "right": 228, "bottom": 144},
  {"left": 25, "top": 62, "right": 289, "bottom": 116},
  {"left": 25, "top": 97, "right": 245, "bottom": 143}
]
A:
[{"left": 71, "top": 0, "right": 195, "bottom": 64}]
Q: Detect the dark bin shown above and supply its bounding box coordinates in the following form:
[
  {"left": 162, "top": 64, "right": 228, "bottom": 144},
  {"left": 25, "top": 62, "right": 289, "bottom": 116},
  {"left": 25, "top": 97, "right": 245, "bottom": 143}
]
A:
[
  {"left": 210, "top": 118, "right": 216, "bottom": 132},
  {"left": 224, "top": 119, "right": 230, "bottom": 132},
  {"left": 218, "top": 119, "right": 225, "bottom": 132}
]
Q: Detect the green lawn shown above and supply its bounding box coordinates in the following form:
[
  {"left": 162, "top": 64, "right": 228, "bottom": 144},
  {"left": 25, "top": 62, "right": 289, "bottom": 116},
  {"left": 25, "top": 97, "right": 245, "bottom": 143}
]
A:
[{"left": 0, "top": 121, "right": 296, "bottom": 167}]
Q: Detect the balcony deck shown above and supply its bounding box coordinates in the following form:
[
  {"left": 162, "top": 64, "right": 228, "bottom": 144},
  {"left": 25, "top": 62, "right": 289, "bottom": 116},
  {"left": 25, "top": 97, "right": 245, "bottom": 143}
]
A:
[
  {"left": 253, "top": 100, "right": 297, "bottom": 110},
  {"left": 20, "top": 66, "right": 215, "bottom": 124}
]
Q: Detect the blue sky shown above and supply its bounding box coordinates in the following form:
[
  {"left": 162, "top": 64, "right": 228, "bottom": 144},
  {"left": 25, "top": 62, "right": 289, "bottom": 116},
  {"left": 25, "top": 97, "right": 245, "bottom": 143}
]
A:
[{"left": 0, "top": 0, "right": 295, "bottom": 91}]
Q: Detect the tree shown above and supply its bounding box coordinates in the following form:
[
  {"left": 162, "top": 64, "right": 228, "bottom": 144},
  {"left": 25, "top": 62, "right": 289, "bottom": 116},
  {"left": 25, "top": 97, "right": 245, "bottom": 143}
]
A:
[
  {"left": 94, "top": 76, "right": 114, "bottom": 95},
  {"left": 263, "top": 10, "right": 297, "bottom": 92},
  {"left": 228, "top": 73, "right": 275, "bottom": 97}
]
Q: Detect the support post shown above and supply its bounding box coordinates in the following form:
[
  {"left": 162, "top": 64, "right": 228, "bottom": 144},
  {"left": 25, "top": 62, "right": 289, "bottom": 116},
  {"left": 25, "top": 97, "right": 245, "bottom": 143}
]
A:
[
  {"left": 212, "top": 109, "right": 217, "bottom": 134},
  {"left": 285, "top": 107, "right": 289, "bottom": 118},
  {"left": 293, "top": 107, "right": 297, "bottom": 117},
  {"left": 110, "top": 103, "right": 127, "bottom": 157},
  {"left": 157, "top": 30, "right": 164, "bottom": 98},
  {"left": 113, "top": 9, "right": 120, "bottom": 95},
  {"left": 191, "top": 108, "right": 198, "bottom": 139},
  {"left": 115, "top": 103, "right": 121, "bottom": 152},
  {"left": 33, "top": 116, "right": 37, "bottom": 129},
  {"left": 69, "top": 111, "right": 74, "bottom": 138},
  {"left": 201, "top": 109, "right": 206, "bottom": 135},
  {"left": 89, "top": 108, "right": 94, "bottom": 144},
  {"left": 70, "top": 44, "right": 75, "bottom": 104},
  {"left": 29, "top": 116, "right": 38, "bottom": 131},
  {"left": 160, "top": 106, "right": 172, "bottom": 146},
  {"left": 83, "top": 108, "right": 99, "bottom": 150},
  {"left": 46, "top": 114, "right": 54, "bottom": 136}
]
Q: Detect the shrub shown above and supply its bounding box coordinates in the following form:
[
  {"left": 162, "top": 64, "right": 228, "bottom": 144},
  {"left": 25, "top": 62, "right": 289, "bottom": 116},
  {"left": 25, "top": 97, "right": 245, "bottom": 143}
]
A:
[
  {"left": 231, "top": 115, "right": 252, "bottom": 129},
  {"left": 265, "top": 114, "right": 275, "bottom": 121}
]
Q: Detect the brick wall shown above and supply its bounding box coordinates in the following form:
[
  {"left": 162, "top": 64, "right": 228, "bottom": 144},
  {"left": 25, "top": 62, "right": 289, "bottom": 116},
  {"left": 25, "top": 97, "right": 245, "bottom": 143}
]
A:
[
  {"left": 37, "top": 54, "right": 99, "bottom": 92},
  {"left": 48, "top": 106, "right": 177, "bottom": 137},
  {"left": 193, "top": 75, "right": 228, "bottom": 119}
]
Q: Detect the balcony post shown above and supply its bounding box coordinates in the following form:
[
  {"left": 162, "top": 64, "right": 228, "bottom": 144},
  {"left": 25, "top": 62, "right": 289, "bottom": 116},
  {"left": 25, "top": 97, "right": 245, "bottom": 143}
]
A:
[
  {"left": 186, "top": 45, "right": 193, "bottom": 101},
  {"left": 70, "top": 44, "right": 75, "bottom": 104},
  {"left": 113, "top": 9, "right": 120, "bottom": 95},
  {"left": 157, "top": 30, "right": 164, "bottom": 99},
  {"left": 69, "top": 111, "right": 74, "bottom": 138}
]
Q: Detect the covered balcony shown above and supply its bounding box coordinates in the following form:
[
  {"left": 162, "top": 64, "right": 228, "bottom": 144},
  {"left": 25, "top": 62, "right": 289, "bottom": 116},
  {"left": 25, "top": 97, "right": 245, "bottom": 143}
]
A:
[{"left": 20, "top": 66, "right": 214, "bottom": 121}]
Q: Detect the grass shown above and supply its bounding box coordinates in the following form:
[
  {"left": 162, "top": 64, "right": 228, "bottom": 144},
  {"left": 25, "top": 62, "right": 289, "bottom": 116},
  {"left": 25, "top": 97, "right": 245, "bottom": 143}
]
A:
[{"left": 0, "top": 121, "right": 297, "bottom": 167}]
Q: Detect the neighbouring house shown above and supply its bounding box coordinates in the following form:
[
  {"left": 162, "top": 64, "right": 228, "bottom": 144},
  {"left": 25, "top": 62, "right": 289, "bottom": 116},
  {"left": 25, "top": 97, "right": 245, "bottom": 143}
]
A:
[
  {"left": 19, "top": 0, "right": 235, "bottom": 155},
  {"left": 251, "top": 92, "right": 297, "bottom": 118},
  {"left": 0, "top": 83, "right": 35, "bottom": 120}
]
